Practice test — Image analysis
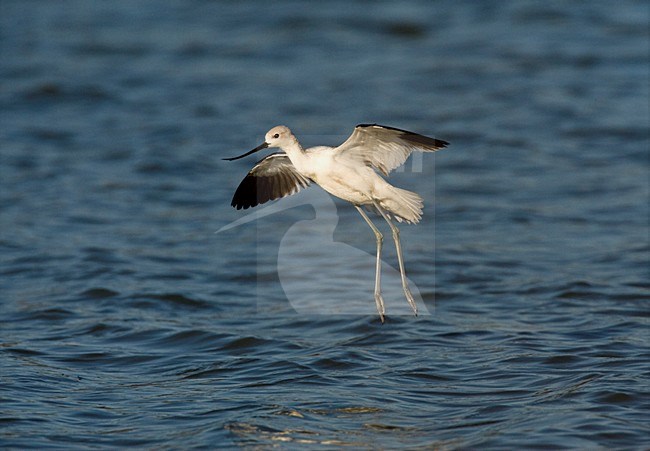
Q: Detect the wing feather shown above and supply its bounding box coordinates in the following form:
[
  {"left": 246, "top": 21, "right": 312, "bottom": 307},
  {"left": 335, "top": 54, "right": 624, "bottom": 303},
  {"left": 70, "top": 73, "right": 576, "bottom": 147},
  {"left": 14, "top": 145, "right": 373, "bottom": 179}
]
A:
[
  {"left": 335, "top": 124, "right": 448, "bottom": 176},
  {"left": 231, "top": 153, "right": 311, "bottom": 209}
]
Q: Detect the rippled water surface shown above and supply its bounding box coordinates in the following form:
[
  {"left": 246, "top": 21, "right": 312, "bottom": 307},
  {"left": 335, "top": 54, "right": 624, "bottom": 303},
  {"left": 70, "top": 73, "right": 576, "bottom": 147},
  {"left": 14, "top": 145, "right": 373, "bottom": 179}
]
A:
[{"left": 1, "top": 1, "right": 649, "bottom": 448}]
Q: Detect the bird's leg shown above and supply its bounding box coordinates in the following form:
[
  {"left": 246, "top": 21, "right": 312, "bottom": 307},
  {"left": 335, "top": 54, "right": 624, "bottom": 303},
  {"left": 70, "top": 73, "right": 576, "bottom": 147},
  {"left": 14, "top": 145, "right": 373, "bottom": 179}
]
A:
[
  {"left": 355, "top": 206, "right": 385, "bottom": 323},
  {"left": 373, "top": 201, "right": 418, "bottom": 316}
]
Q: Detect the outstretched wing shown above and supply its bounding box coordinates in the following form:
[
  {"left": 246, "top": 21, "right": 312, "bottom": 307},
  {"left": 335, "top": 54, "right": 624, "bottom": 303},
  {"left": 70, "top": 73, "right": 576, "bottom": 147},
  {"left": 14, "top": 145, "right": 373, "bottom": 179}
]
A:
[
  {"left": 335, "top": 124, "right": 448, "bottom": 176},
  {"left": 231, "top": 153, "right": 311, "bottom": 209}
]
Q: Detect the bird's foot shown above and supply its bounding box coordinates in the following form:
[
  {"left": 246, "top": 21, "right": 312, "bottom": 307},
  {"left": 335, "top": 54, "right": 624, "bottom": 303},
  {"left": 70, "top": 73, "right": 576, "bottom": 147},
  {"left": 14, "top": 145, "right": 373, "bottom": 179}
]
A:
[
  {"left": 404, "top": 287, "right": 418, "bottom": 316},
  {"left": 374, "top": 293, "right": 385, "bottom": 324}
]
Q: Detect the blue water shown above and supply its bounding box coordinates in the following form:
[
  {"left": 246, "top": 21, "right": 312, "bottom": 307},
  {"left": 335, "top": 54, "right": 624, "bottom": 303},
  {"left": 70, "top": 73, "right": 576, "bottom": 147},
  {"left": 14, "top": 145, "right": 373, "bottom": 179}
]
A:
[{"left": 1, "top": 0, "right": 649, "bottom": 448}]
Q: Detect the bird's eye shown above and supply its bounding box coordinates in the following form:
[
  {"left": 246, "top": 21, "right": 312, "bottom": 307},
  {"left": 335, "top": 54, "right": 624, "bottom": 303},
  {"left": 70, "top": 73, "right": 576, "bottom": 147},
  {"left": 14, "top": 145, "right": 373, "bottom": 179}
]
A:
[{"left": 273, "top": 133, "right": 280, "bottom": 139}]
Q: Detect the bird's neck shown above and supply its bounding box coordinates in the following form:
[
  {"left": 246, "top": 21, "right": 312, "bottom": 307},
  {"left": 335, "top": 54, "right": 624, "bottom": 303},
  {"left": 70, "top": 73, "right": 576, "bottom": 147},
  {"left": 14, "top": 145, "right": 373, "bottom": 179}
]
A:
[{"left": 282, "top": 140, "right": 306, "bottom": 166}]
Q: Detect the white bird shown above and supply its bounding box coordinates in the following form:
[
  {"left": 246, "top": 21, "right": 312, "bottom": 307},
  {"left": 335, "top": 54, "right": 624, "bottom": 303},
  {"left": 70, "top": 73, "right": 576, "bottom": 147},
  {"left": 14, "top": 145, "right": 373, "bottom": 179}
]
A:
[{"left": 224, "top": 124, "right": 448, "bottom": 323}]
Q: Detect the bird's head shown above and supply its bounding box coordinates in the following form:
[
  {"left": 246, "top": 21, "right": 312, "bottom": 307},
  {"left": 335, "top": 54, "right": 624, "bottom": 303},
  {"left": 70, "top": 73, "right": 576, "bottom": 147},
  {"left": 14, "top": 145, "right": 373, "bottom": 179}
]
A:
[
  {"left": 264, "top": 125, "right": 293, "bottom": 148},
  {"left": 223, "top": 125, "right": 294, "bottom": 161}
]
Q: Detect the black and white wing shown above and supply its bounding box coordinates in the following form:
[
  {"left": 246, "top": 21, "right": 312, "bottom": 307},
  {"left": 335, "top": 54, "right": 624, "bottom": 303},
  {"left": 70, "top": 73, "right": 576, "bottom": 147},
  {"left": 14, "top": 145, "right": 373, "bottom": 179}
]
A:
[
  {"left": 335, "top": 124, "right": 448, "bottom": 176},
  {"left": 230, "top": 153, "right": 311, "bottom": 209}
]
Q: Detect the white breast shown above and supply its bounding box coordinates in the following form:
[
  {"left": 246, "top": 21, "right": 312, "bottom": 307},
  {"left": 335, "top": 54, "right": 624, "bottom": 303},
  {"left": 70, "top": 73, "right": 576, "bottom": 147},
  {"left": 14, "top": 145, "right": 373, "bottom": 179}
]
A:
[{"left": 301, "top": 148, "right": 377, "bottom": 205}]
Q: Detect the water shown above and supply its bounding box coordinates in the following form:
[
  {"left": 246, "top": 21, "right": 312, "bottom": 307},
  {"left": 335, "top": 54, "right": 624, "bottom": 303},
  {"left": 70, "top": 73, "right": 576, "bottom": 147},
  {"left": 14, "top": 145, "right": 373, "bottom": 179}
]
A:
[{"left": 1, "top": 0, "right": 648, "bottom": 448}]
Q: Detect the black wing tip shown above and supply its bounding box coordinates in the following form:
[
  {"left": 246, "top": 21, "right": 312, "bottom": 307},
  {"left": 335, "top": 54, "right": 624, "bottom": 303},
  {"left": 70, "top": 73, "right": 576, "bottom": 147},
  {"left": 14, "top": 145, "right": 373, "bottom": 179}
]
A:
[
  {"left": 356, "top": 123, "right": 449, "bottom": 149},
  {"left": 231, "top": 201, "right": 252, "bottom": 210},
  {"left": 230, "top": 175, "right": 259, "bottom": 210},
  {"left": 230, "top": 171, "right": 309, "bottom": 210}
]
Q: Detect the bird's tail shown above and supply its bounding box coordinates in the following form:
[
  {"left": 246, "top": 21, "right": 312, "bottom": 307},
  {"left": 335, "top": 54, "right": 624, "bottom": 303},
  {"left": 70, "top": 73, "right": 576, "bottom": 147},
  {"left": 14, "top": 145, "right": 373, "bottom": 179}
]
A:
[{"left": 380, "top": 187, "right": 424, "bottom": 224}]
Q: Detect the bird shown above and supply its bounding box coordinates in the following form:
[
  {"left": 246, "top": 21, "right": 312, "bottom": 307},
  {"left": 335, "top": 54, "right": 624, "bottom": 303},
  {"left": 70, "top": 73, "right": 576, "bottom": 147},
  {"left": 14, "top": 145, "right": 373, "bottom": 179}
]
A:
[{"left": 223, "top": 124, "right": 448, "bottom": 323}]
